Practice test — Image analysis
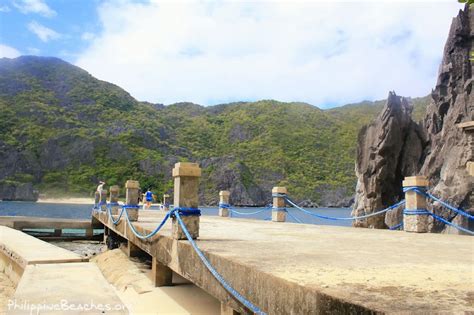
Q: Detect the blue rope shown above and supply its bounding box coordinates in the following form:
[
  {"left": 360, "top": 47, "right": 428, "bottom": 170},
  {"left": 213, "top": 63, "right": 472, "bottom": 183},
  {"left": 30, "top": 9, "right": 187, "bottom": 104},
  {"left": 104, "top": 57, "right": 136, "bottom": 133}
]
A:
[
  {"left": 106, "top": 204, "right": 125, "bottom": 225},
  {"left": 124, "top": 207, "right": 171, "bottom": 239},
  {"left": 403, "top": 187, "right": 473, "bottom": 220},
  {"left": 285, "top": 209, "right": 303, "bottom": 223},
  {"left": 402, "top": 205, "right": 474, "bottom": 235},
  {"left": 170, "top": 207, "right": 201, "bottom": 217},
  {"left": 285, "top": 196, "right": 405, "bottom": 221},
  {"left": 229, "top": 208, "right": 271, "bottom": 216},
  {"left": 404, "top": 209, "right": 431, "bottom": 215},
  {"left": 219, "top": 203, "right": 230, "bottom": 209},
  {"left": 429, "top": 212, "right": 474, "bottom": 235},
  {"left": 174, "top": 211, "right": 266, "bottom": 314},
  {"left": 389, "top": 222, "right": 403, "bottom": 230}
]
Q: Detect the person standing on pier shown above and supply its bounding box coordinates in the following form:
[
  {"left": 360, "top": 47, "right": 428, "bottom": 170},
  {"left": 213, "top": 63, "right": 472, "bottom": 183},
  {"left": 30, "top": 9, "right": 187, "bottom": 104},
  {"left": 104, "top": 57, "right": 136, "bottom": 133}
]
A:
[
  {"left": 97, "top": 181, "right": 106, "bottom": 193},
  {"left": 144, "top": 188, "right": 155, "bottom": 209}
]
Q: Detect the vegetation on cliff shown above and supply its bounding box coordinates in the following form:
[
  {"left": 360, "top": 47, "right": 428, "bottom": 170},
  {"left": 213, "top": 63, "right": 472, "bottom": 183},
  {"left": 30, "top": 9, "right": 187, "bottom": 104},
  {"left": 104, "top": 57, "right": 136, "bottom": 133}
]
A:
[{"left": 0, "top": 56, "right": 429, "bottom": 205}]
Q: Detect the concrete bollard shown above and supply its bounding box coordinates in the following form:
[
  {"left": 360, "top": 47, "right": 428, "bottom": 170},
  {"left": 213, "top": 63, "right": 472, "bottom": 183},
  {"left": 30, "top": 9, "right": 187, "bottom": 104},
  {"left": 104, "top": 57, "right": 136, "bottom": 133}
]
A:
[
  {"left": 272, "top": 187, "right": 287, "bottom": 222},
  {"left": 94, "top": 191, "right": 100, "bottom": 210},
  {"left": 162, "top": 194, "right": 170, "bottom": 212},
  {"left": 100, "top": 189, "right": 108, "bottom": 211},
  {"left": 219, "top": 191, "right": 230, "bottom": 217},
  {"left": 172, "top": 162, "right": 201, "bottom": 240},
  {"left": 403, "top": 176, "right": 429, "bottom": 233},
  {"left": 125, "top": 180, "right": 140, "bottom": 221},
  {"left": 109, "top": 185, "right": 120, "bottom": 215}
]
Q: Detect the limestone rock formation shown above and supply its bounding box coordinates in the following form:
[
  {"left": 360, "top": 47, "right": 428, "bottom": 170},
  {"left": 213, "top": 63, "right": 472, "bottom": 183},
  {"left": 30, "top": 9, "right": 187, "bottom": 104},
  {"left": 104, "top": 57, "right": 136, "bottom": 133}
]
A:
[
  {"left": 420, "top": 4, "right": 473, "bottom": 232},
  {"left": 352, "top": 92, "right": 425, "bottom": 228},
  {"left": 353, "top": 4, "right": 473, "bottom": 232}
]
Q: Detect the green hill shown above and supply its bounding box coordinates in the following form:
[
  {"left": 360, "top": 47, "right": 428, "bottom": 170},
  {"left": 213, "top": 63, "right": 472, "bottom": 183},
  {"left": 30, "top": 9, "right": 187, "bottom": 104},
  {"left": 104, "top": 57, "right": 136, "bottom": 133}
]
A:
[{"left": 0, "top": 56, "right": 431, "bottom": 206}]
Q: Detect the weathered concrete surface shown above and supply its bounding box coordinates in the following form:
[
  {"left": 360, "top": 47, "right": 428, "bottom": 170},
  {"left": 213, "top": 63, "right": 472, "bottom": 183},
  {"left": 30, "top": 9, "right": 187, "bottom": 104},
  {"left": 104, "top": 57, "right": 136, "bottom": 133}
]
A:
[
  {"left": 0, "top": 216, "right": 93, "bottom": 230},
  {"left": 94, "top": 210, "right": 474, "bottom": 314},
  {"left": 93, "top": 249, "right": 220, "bottom": 314},
  {"left": 9, "top": 263, "right": 128, "bottom": 314},
  {"left": 0, "top": 226, "right": 86, "bottom": 278}
]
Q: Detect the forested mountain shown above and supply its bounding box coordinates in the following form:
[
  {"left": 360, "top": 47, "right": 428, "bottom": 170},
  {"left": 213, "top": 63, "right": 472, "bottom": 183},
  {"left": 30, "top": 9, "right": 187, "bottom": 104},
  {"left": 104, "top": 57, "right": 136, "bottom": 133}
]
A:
[{"left": 0, "top": 56, "right": 430, "bottom": 206}]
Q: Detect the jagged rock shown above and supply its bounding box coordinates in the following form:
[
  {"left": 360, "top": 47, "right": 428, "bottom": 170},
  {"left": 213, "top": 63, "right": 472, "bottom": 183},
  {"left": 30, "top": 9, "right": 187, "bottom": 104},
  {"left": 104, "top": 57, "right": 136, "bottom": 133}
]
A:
[
  {"left": 353, "top": 5, "right": 473, "bottom": 232},
  {"left": 420, "top": 4, "right": 474, "bottom": 233},
  {"left": 352, "top": 92, "right": 425, "bottom": 228}
]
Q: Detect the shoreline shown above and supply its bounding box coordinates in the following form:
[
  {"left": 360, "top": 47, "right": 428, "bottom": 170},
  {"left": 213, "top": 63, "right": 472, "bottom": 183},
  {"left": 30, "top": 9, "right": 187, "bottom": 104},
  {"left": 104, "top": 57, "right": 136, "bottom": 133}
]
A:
[{"left": 37, "top": 197, "right": 95, "bottom": 205}]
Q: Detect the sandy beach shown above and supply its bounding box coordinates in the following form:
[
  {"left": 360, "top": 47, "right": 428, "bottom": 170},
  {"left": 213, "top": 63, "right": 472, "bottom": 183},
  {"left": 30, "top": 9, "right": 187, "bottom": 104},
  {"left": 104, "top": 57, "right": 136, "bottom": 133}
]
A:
[
  {"left": 37, "top": 197, "right": 96, "bottom": 205},
  {"left": 92, "top": 248, "right": 220, "bottom": 314}
]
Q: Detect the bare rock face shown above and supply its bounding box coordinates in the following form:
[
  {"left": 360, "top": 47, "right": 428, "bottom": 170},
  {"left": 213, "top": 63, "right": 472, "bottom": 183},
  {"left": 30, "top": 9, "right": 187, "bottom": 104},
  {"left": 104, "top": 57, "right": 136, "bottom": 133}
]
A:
[
  {"left": 420, "top": 4, "right": 473, "bottom": 233},
  {"left": 352, "top": 93, "right": 425, "bottom": 228},
  {"left": 353, "top": 5, "right": 473, "bottom": 231}
]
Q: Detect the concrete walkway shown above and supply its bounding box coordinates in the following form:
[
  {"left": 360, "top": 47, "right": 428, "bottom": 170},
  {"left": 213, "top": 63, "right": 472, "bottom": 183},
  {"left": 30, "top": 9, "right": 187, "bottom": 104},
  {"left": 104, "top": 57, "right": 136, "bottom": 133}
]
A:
[
  {"left": 0, "top": 226, "right": 129, "bottom": 314},
  {"left": 10, "top": 263, "right": 127, "bottom": 314},
  {"left": 95, "top": 210, "right": 474, "bottom": 314}
]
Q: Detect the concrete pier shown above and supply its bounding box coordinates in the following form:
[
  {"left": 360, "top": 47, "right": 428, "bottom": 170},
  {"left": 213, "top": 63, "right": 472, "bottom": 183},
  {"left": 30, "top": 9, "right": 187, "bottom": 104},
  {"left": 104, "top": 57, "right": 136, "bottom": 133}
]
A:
[
  {"left": 403, "top": 176, "right": 429, "bottom": 233},
  {"left": 171, "top": 162, "right": 201, "bottom": 240},
  {"left": 218, "top": 191, "right": 230, "bottom": 217},
  {"left": 125, "top": 180, "right": 139, "bottom": 221},
  {"left": 93, "top": 210, "right": 473, "bottom": 314},
  {"left": 162, "top": 194, "right": 170, "bottom": 211},
  {"left": 272, "top": 186, "right": 287, "bottom": 222},
  {"left": 109, "top": 185, "right": 120, "bottom": 215}
]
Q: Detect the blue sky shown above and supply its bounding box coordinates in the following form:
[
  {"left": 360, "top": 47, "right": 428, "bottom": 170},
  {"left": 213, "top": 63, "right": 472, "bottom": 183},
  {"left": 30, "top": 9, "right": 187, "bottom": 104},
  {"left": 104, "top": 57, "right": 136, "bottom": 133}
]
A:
[{"left": 0, "top": 0, "right": 464, "bottom": 108}]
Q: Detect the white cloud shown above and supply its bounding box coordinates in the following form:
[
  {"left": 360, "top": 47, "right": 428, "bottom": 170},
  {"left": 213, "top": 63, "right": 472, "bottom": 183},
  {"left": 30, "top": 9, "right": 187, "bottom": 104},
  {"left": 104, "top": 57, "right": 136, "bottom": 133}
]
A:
[
  {"left": 76, "top": 1, "right": 462, "bottom": 107},
  {"left": 0, "top": 44, "right": 21, "bottom": 58},
  {"left": 0, "top": 5, "right": 11, "bottom": 12},
  {"left": 81, "top": 32, "right": 95, "bottom": 41},
  {"left": 27, "top": 21, "right": 60, "bottom": 42},
  {"left": 13, "top": 0, "right": 56, "bottom": 17}
]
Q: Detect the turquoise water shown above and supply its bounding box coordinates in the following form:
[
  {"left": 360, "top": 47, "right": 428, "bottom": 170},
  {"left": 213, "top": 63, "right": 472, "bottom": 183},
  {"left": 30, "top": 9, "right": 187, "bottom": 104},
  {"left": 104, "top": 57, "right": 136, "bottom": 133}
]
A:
[{"left": 0, "top": 201, "right": 352, "bottom": 227}]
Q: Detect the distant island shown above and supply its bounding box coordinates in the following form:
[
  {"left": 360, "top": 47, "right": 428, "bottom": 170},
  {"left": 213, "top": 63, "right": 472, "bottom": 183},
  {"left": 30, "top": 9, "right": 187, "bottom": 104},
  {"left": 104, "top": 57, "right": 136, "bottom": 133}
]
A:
[{"left": 0, "top": 56, "right": 429, "bottom": 206}]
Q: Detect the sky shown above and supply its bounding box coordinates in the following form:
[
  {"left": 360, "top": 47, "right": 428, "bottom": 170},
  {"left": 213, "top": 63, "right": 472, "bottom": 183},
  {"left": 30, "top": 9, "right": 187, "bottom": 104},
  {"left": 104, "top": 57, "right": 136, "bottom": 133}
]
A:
[{"left": 0, "top": 0, "right": 465, "bottom": 108}]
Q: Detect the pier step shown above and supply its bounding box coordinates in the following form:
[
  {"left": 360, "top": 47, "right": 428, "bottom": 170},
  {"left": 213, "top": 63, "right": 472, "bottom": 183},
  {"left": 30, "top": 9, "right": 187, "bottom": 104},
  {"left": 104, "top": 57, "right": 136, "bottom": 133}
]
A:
[
  {"left": 0, "top": 226, "right": 86, "bottom": 283},
  {"left": 9, "top": 263, "right": 127, "bottom": 314}
]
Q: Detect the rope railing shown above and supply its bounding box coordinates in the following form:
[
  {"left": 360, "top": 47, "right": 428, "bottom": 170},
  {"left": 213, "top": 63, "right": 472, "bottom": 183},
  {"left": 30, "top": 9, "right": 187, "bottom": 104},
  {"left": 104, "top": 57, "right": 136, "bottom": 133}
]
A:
[
  {"left": 99, "top": 202, "right": 265, "bottom": 314},
  {"left": 219, "top": 203, "right": 272, "bottom": 217},
  {"left": 276, "top": 189, "right": 473, "bottom": 235},
  {"left": 278, "top": 194, "right": 406, "bottom": 221},
  {"left": 174, "top": 210, "right": 266, "bottom": 315},
  {"left": 403, "top": 187, "right": 474, "bottom": 220}
]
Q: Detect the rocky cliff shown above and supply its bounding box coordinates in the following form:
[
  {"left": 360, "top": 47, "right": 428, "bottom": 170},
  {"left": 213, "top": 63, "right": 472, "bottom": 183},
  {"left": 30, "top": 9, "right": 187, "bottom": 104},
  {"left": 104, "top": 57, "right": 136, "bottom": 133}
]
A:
[{"left": 353, "top": 4, "right": 473, "bottom": 231}]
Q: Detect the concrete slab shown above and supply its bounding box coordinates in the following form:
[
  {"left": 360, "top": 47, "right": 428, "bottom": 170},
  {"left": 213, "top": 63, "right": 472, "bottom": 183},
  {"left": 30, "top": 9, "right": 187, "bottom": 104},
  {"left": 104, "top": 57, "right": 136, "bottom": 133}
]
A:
[
  {"left": 8, "top": 263, "right": 128, "bottom": 314},
  {"left": 95, "top": 210, "right": 474, "bottom": 314},
  {"left": 0, "top": 226, "right": 86, "bottom": 268},
  {"left": 0, "top": 216, "right": 92, "bottom": 230}
]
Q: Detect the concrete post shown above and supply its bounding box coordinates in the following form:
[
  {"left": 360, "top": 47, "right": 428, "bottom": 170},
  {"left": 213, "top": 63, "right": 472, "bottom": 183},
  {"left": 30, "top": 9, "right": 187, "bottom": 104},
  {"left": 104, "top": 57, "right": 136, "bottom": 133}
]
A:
[
  {"left": 272, "top": 187, "right": 287, "bottom": 222},
  {"left": 163, "top": 194, "right": 170, "bottom": 211},
  {"left": 221, "top": 303, "right": 240, "bottom": 315},
  {"left": 172, "top": 162, "right": 201, "bottom": 240},
  {"left": 123, "top": 240, "right": 143, "bottom": 257},
  {"left": 125, "top": 180, "right": 139, "bottom": 221},
  {"left": 219, "top": 191, "right": 230, "bottom": 217},
  {"left": 152, "top": 257, "right": 173, "bottom": 287},
  {"left": 100, "top": 189, "right": 108, "bottom": 212},
  {"left": 403, "top": 176, "right": 429, "bottom": 233},
  {"left": 94, "top": 192, "right": 100, "bottom": 210},
  {"left": 109, "top": 185, "right": 120, "bottom": 215}
]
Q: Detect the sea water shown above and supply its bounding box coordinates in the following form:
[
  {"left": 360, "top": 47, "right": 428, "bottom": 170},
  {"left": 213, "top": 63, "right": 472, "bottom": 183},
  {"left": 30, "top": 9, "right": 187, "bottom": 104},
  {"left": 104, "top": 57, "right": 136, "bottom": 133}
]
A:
[{"left": 0, "top": 201, "right": 352, "bottom": 227}]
